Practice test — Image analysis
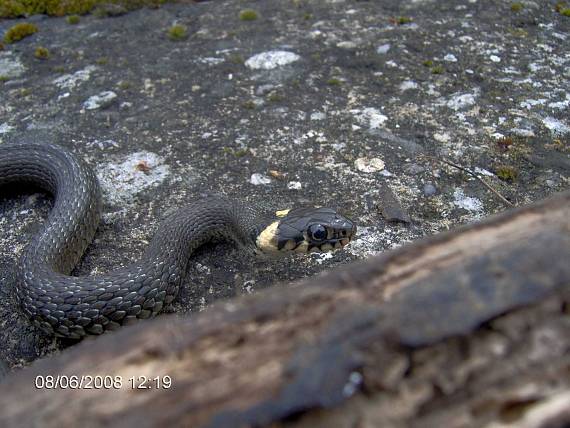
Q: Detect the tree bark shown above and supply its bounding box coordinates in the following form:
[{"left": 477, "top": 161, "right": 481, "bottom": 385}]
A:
[{"left": 1, "top": 191, "right": 569, "bottom": 428}]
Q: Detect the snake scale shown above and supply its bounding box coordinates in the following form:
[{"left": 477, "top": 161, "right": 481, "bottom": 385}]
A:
[{"left": 0, "top": 143, "right": 356, "bottom": 339}]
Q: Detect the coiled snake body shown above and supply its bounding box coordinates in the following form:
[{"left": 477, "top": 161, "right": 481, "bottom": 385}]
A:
[{"left": 0, "top": 143, "right": 355, "bottom": 339}]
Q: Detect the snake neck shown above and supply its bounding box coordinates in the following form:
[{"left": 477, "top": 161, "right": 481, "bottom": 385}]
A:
[{"left": 141, "top": 196, "right": 272, "bottom": 266}]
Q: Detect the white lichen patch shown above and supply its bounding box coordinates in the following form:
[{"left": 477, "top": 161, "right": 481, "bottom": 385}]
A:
[
  {"left": 399, "top": 80, "right": 419, "bottom": 91},
  {"left": 445, "top": 89, "right": 479, "bottom": 111},
  {"left": 520, "top": 98, "right": 547, "bottom": 109},
  {"left": 97, "top": 151, "right": 170, "bottom": 205},
  {"left": 310, "top": 111, "right": 326, "bottom": 121},
  {"left": 195, "top": 57, "right": 225, "bottom": 65},
  {"left": 0, "top": 123, "right": 14, "bottom": 134},
  {"left": 433, "top": 132, "right": 451, "bottom": 143},
  {"left": 347, "top": 226, "right": 398, "bottom": 258},
  {"left": 351, "top": 107, "right": 388, "bottom": 129},
  {"left": 376, "top": 43, "right": 391, "bottom": 54},
  {"left": 0, "top": 52, "right": 26, "bottom": 79},
  {"left": 444, "top": 53, "right": 458, "bottom": 62},
  {"left": 453, "top": 188, "right": 483, "bottom": 213},
  {"left": 542, "top": 117, "right": 570, "bottom": 135},
  {"left": 83, "top": 91, "right": 117, "bottom": 110},
  {"left": 287, "top": 181, "right": 302, "bottom": 190},
  {"left": 245, "top": 51, "right": 300, "bottom": 70},
  {"left": 53, "top": 66, "right": 96, "bottom": 90},
  {"left": 250, "top": 173, "right": 271, "bottom": 185},
  {"left": 354, "top": 157, "right": 385, "bottom": 173},
  {"left": 474, "top": 167, "right": 494, "bottom": 177},
  {"left": 87, "top": 139, "right": 120, "bottom": 150}
]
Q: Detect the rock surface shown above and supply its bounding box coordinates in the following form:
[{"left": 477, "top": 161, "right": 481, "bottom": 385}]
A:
[{"left": 0, "top": 0, "right": 569, "bottom": 370}]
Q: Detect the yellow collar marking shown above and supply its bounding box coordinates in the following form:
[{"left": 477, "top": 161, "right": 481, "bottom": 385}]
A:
[
  {"left": 256, "top": 221, "right": 280, "bottom": 253},
  {"left": 275, "top": 209, "right": 290, "bottom": 218}
]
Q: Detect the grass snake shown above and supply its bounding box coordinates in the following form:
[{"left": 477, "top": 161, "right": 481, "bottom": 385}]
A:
[{"left": 0, "top": 143, "right": 356, "bottom": 339}]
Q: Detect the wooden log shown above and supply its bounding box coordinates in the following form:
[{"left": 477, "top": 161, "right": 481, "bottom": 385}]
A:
[{"left": 0, "top": 191, "right": 569, "bottom": 428}]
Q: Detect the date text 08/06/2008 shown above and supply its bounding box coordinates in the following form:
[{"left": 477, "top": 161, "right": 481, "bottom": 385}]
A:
[{"left": 34, "top": 375, "right": 172, "bottom": 390}]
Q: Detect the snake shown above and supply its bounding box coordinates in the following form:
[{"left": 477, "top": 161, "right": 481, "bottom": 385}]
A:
[{"left": 0, "top": 143, "right": 356, "bottom": 339}]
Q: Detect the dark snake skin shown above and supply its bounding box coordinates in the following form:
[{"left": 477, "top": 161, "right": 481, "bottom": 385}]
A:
[{"left": 0, "top": 143, "right": 267, "bottom": 339}]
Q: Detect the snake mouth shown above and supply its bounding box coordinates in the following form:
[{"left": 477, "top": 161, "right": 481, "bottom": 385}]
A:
[{"left": 309, "top": 236, "right": 354, "bottom": 253}]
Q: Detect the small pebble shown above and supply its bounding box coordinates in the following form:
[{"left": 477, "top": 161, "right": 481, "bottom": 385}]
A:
[
  {"left": 405, "top": 164, "right": 425, "bottom": 175},
  {"left": 355, "top": 157, "right": 385, "bottom": 173},
  {"left": 423, "top": 183, "right": 437, "bottom": 196},
  {"left": 250, "top": 173, "right": 271, "bottom": 185}
]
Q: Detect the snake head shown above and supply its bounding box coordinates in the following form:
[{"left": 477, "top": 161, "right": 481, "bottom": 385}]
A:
[{"left": 256, "top": 207, "right": 356, "bottom": 254}]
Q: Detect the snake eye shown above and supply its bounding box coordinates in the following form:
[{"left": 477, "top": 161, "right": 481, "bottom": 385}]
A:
[{"left": 308, "top": 224, "right": 327, "bottom": 241}]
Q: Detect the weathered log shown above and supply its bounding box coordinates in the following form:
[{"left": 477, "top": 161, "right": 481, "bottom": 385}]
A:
[{"left": 0, "top": 191, "right": 569, "bottom": 428}]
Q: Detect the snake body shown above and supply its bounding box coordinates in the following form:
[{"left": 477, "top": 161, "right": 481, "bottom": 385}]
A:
[{"left": 0, "top": 143, "right": 355, "bottom": 338}]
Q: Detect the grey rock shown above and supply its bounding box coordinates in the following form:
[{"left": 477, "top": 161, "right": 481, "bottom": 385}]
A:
[
  {"left": 405, "top": 164, "right": 425, "bottom": 175},
  {"left": 423, "top": 183, "right": 437, "bottom": 197}
]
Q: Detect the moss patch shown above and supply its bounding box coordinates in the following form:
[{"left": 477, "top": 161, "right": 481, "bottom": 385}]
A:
[
  {"left": 67, "top": 14, "right": 81, "bottom": 24},
  {"left": 0, "top": 0, "right": 172, "bottom": 19},
  {"left": 242, "top": 100, "right": 256, "bottom": 110},
  {"left": 167, "top": 24, "right": 187, "bottom": 41},
  {"left": 510, "top": 3, "right": 523, "bottom": 12},
  {"left": 34, "top": 46, "right": 50, "bottom": 59},
  {"left": 4, "top": 22, "right": 38, "bottom": 43},
  {"left": 431, "top": 65, "right": 444, "bottom": 74},
  {"left": 239, "top": 9, "right": 258, "bottom": 21},
  {"left": 392, "top": 16, "right": 412, "bottom": 25},
  {"left": 495, "top": 165, "right": 519, "bottom": 181}
]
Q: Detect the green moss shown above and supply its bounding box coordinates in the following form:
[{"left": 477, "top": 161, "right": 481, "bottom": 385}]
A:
[
  {"left": 396, "top": 16, "right": 412, "bottom": 25},
  {"left": 267, "top": 92, "right": 284, "bottom": 102},
  {"left": 34, "top": 46, "right": 50, "bottom": 59},
  {"left": 167, "top": 24, "right": 187, "bottom": 41},
  {"left": 221, "top": 147, "right": 248, "bottom": 157},
  {"left": 422, "top": 59, "right": 434, "bottom": 67},
  {"left": 117, "top": 80, "right": 131, "bottom": 90},
  {"left": 555, "top": 2, "right": 567, "bottom": 13},
  {"left": 52, "top": 65, "right": 65, "bottom": 72},
  {"left": 19, "top": 87, "right": 32, "bottom": 96},
  {"left": 242, "top": 100, "right": 256, "bottom": 109},
  {"left": 509, "top": 27, "right": 528, "bottom": 37},
  {"left": 327, "top": 77, "right": 342, "bottom": 86},
  {"left": 67, "top": 14, "right": 80, "bottom": 23},
  {"left": 239, "top": 9, "right": 258, "bottom": 21},
  {"left": 0, "top": 75, "right": 9, "bottom": 82},
  {"left": 495, "top": 165, "right": 518, "bottom": 181},
  {"left": 0, "top": 0, "right": 174, "bottom": 19},
  {"left": 4, "top": 22, "right": 38, "bottom": 43},
  {"left": 0, "top": 42, "right": 4, "bottom": 51},
  {"left": 431, "top": 65, "right": 444, "bottom": 74},
  {"left": 562, "top": 8, "right": 570, "bottom": 16},
  {"left": 0, "top": 0, "right": 26, "bottom": 18},
  {"left": 510, "top": 2, "right": 523, "bottom": 12},
  {"left": 303, "top": 12, "right": 312, "bottom": 20},
  {"left": 95, "top": 57, "right": 108, "bottom": 65},
  {"left": 228, "top": 53, "right": 244, "bottom": 64}
]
